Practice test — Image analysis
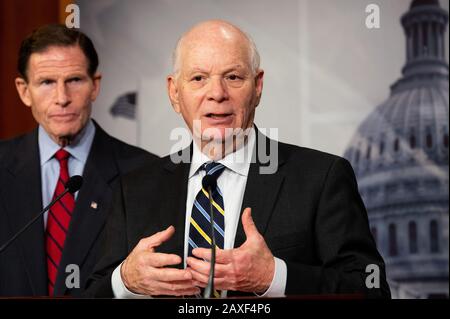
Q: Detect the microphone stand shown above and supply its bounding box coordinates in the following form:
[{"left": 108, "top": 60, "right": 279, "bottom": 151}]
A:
[
  {"left": 203, "top": 184, "right": 216, "bottom": 299},
  {"left": 0, "top": 175, "right": 83, "bottom": 253}
]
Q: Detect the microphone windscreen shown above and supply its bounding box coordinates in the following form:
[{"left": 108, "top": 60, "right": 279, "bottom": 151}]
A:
[
  {"left": 66, "top": 175, "right": 83, "bottom": 193},
  {"left": 202, "top": 175, "right": 217, "bottom": 190}
]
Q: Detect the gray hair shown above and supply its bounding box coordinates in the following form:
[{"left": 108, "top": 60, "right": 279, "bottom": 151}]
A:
[{"left": 171, "top": 28, "right": 260, "bottom": 78}]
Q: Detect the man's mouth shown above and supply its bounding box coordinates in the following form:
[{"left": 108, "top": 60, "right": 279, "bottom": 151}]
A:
[
  {"left": 51, "top": 113, "right": 75, "bottom": 117},
  {"left": 50, "top": 113, "right": 78, "bottom": 120},
  {"left": 205, "top": 113, "right": 232, "bottom": 119}
]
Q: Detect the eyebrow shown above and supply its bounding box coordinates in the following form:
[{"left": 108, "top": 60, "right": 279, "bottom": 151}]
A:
[
  {"left": 187, "top": 68, "right": 208, "bottom": 74},
  {"left": 186, "top": 64, "right": 249, "bottom": 75},
  {"left": 34, "top": 73, "right": 87, "bottom": 82},
  {"left": 33, "top": 75, "right": 55, "bottom": 83}
]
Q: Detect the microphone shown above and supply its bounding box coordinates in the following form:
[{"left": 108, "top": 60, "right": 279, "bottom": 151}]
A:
[
  {"left": 201, "top": 174, "right": 217, "bottom": 299},
  {"left": 0, "top": 175, "right": 83, "bottom": 254},
  {"left": 66, "top": 175, "right": 83, "bottom": 194}
]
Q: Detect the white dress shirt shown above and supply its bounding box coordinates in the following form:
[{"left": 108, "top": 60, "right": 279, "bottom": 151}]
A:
[{"left": 112, "top": 126, "right": 287, "bottom": 298}]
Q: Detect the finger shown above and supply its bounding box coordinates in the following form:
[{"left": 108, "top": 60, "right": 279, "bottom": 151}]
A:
[
  {"left": 150, "top": 267, "right": 192, "bottom": 282},
  {"left": 192, "top": 280, "right": 207, "bottom": 288},
  {"left": 191, "top": 247, "right": 210, "bottom": 261},
  {"left": 135, "top": 226, "right": 175, "bottom": 252},
  {"left": 147, "top": 252, "right": 182, "bottom": 268},
  {"left": 186, "top": 257, "right": 210, "bottom": 276},
  {"left": 188, "top": 267, "right": 209, "bottom": 284},
  {"left": 192, "top": 247, "right": 232, "bottom": 264},
  {"left": 191, "top": 271, "right": 231, "bottom": 291},
  {"left": 146, "top": 225, "right": 176, "bottom": 249},
  {"left": 186, "top": 257, "right": 228, "bottom": 277},
  {"left": 241, "top": 207, "right": 259, "bottom": 239},
  {"left": 178, "top": 287, "right": 202, "bottom": 296},
  {"left": 192, "top": 276, "right": 228, "bottom": 291},
  {"left": 156, "top": 279, "right": 199, "bottom": 292},
  {"left": 212, "top": 278, "right": 229, "bottom": 290}
]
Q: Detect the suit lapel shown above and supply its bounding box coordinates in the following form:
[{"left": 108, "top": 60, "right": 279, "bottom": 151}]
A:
[
  {"left": 234, "top": 131, "right": 286, "bottom": 248},
  {"left": 160, "top": 149, "right": 191, "bottom": 267},
  {"left": 4, "top": 129, "right": 47, "bottom": 295},
  {"left": 55, "top": 127, "right": 118, "bottom": 295}
]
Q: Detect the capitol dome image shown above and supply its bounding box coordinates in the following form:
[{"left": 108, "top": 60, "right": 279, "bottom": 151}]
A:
[{"left": 344, "top": 0, "right": 449, "bottom": 298}]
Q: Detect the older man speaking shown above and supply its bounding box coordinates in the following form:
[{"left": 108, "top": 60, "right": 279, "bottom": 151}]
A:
[{"left": 86, "top": 20, "right": 390, "bottom": 299}]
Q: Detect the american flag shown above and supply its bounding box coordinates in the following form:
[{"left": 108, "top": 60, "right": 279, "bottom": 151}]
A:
[{"left": 110, "top": 92, "right": 137, "bottom": 120}]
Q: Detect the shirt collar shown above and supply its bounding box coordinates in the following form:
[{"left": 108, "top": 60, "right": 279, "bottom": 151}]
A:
[
  {"left": 39, "top": 119, "right": 96, "bottom": 165},
  {"left": 189, "top": 126, "right": 256, "bottom": 178}
]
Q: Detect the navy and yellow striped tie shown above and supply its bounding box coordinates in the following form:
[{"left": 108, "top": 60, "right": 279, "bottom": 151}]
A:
[{"left": 188, "top": 162, "right": 225, "bottom": 297}]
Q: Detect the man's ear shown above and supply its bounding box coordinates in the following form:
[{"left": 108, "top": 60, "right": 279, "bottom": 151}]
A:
[
  {"left": 254, "top": 69, "right": 264, "bottom": 108},
  {"left": 90, "top": 72, "right": 102, "bottom": 101},
  {"left": 15, "top": 77, "right": 32, "bottom": 107},
  {"left": 167, "top": 75, "right": 181, "bottom": 113}
]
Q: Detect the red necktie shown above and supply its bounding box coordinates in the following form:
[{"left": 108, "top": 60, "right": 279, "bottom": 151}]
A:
[{"left": 45, "top": 149, "right": 75, "bottom": 296}]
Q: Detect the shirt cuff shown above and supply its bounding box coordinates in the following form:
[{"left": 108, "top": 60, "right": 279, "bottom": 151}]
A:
[
  {"left": 111, "top": 262, "right": 152, "bottom": 299},
  {"left": 255, "top": 257, "right": 287, "bottom": 298}
]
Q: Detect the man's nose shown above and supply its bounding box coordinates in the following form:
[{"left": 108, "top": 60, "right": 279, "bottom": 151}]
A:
[
  {"left": 206, "top": 77, "right": 229, "bottom": 102},
  {"left": 55, "top": 81, "right": 70, "bottom": 107}
]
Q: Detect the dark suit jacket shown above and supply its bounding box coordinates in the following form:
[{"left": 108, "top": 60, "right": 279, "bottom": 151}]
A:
[
  {"left": 0, "top": 122, "right": 158, "bottom": 297},
  {"left": 86, "top": 129, "right": 390, "bottom": 298}
]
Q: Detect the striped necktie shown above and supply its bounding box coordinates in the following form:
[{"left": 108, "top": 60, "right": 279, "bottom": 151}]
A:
[
  {"left": 45, "top": 149, "right": 75, "bottom": 296},
  {"left": 188, "top": 162, "right": 225, "bottom": 297}
]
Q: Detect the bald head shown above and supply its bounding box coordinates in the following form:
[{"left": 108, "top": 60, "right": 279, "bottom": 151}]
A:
[
  {"left": 172, "top": 20, "right": 260, "bottom": 77},
  {"left": 166, "top": 19, "right": 265, "bottom": 156}
]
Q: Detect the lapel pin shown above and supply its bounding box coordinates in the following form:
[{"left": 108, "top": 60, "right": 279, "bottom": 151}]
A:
[{"left": 90, "top": 201, "right": 98, "bottom": 210}]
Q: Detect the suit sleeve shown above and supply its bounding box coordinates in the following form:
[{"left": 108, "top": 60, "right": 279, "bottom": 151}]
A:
[
  {"left": 83, "top": 179, "right": 129, "bottom": 298},
  {"left": 285, "top": 157, "right": 391, "bottom": 298}
]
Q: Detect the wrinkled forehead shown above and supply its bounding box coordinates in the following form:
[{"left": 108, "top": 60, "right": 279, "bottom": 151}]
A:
[
  {"left": 179, "top": 34, "right": 252, "bottom": 71},
  {"left": 28, "top": 45, "right": 89, "bottom": 75}
]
